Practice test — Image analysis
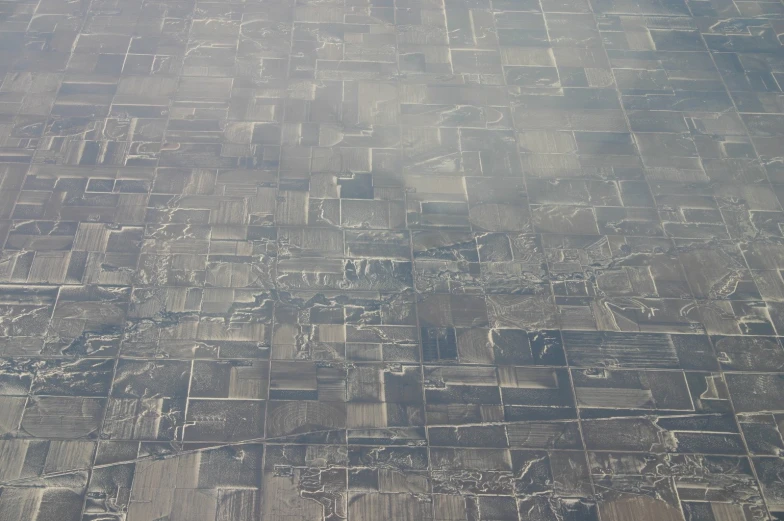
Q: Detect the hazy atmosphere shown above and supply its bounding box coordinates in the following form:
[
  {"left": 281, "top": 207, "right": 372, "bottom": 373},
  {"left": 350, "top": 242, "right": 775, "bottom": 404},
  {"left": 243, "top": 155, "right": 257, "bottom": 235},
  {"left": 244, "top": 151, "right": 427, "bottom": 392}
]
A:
[{"left": 0, "top": 0, "right": 783, "bottom": 519}]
